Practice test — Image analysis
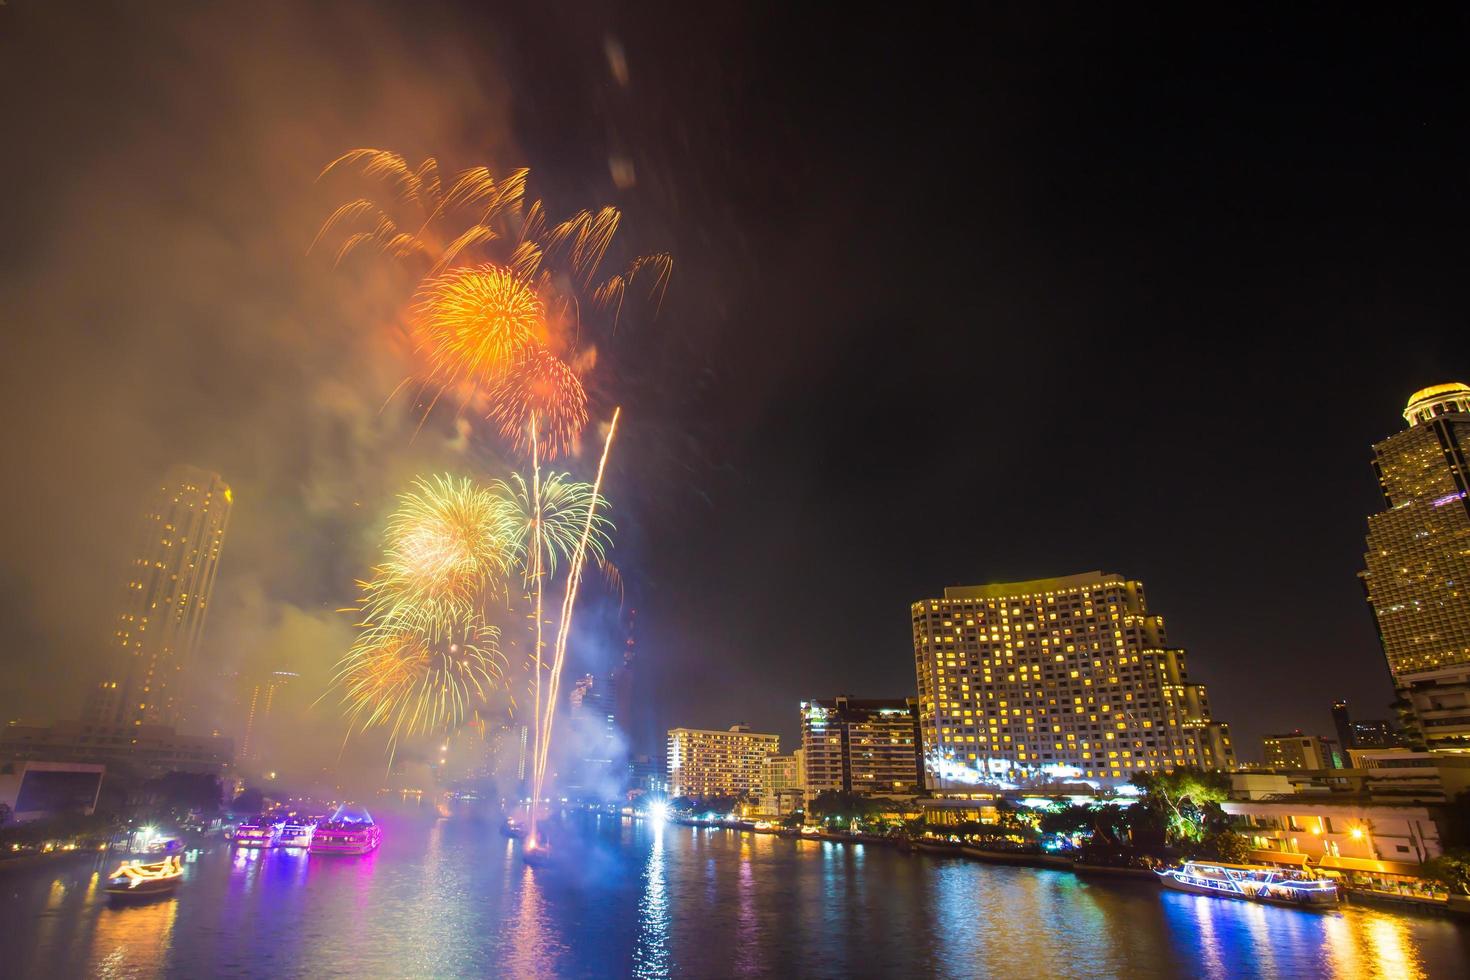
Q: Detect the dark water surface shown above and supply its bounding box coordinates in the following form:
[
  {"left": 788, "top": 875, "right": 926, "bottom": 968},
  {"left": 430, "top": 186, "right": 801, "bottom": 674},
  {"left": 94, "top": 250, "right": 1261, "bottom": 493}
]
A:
[{"left": 3, "top": 809, "right": 1468, "bottom": 978}]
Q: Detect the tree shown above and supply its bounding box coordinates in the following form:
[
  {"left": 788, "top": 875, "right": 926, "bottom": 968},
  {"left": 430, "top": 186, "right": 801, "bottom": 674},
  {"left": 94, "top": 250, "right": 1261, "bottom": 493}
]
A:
[
  {"left": 1423, "top": 850, "right": 1470, "bottom": 896},
  {"left": 232, "top": 787, "right": 266, "bottom": 814},
  {"left": 1131, "top": 769, "right": 1232, "bottom": 847}
]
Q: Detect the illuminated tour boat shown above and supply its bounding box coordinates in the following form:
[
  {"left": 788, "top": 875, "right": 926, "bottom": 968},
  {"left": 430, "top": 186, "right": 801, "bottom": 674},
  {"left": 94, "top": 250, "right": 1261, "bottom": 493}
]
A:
[
  {"left": 105, "top": 856, "right": 184, "bottom": 899},
  {"left": 1156, "top": 861, "right": 1340, "bottom": 907},
  {"left": 233, "top": 815, "right": 285, "bottom": 849},
  {"left": 277, "top": 816, "right": 319, "bottom": 849},
  {"left": 309, "top": 805, "right": 382, "bottom": 855}
]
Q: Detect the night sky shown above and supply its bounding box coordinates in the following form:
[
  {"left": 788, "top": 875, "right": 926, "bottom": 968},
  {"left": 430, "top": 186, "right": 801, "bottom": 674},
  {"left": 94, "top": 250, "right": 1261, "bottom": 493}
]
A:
[{"left": 0, "top": 3, "right": 1465, "bottom": 778}]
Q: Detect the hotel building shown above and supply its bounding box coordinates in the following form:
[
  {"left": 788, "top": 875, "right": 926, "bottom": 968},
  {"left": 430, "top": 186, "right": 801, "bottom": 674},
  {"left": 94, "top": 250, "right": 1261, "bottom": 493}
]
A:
[
  {"left": 86, "top": 465, "right": 232, "bottom": 730},
  {"left": 911, "top": 571, "right": 1235, "bottom": 790},
  {"left": 800, "top": 697, "right": 924, "bottom": 796},
  {"left": 666, "top": 725, "right": 779, "bottom": 799},
  {"left": 1360, "top": 383, "right": 1470, "bottom": 752}
]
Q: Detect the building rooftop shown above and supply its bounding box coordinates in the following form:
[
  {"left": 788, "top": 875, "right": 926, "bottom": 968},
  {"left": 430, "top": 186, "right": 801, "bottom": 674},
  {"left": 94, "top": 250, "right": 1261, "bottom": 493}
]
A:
[
  {"left": 942, "top": 571, "right": 1125, "bottom": 600},
  {"left": 1403, "top": 381, "right": 1470, "bottom": 426}
]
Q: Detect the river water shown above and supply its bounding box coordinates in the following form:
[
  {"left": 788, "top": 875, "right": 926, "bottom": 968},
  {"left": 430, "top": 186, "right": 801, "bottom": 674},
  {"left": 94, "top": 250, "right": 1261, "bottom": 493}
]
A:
[{"left": 2, "top": 807, "right": 1468, "bottom": 978}]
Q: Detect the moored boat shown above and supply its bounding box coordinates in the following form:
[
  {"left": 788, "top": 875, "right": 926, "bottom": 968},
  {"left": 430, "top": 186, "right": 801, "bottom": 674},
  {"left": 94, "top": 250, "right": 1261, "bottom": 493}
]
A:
[
  {"left": 309, "top": 805, "right": 382, "bottom": 855},
  {"left": 1156, "top": 860, "right": 1339, "bottom": 907},
  {"left": 106, "top": 856, "right": 183, "bottom": 899}
]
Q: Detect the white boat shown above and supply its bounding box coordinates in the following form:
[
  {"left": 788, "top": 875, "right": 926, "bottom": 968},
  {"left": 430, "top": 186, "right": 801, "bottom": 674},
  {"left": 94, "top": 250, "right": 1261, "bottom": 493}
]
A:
[
  {"left": 277, "top": 817, "right": 319, "bottom": 848},
  {"left": 1156, "top": 860, "right": 1339, "bottom": 907},
  {"left": 233, "top": 815, "right": 285, "bottom": 849}
]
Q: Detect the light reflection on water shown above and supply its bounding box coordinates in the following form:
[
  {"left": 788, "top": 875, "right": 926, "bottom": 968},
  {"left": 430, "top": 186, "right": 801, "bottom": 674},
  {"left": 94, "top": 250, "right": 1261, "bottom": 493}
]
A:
[{"left": 1, "top": 811, "right": 1467, "bottom": 978}]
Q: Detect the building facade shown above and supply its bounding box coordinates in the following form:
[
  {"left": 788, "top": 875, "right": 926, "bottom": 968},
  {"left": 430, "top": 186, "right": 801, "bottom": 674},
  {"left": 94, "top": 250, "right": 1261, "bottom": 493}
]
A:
[
  {"left": 1, "top": 719, "right": 233, "bottom": 776},
  {"left": 240, "top": 670, "right": 297, "bottom": 765},
  {"left": 800, "top": 697, "right": 923, "bottom": 796},
  {"left": 666, "top": 725, "right": 779, "bottom": 799},
  {"left": 1361, "top": 383, "right": 1470, "bottom": 752},
  {"left": 761, "top": 752, "right": 805, "bottom": 815},
  {"left": 86, "top": 465, "right": 232, "bottom": 731},
  {"left": 1262, "top": 731, "right": 1338, "bottom": 770},
  {"left": 911, "top": 571, "right": 1236, "bottom": 790}
]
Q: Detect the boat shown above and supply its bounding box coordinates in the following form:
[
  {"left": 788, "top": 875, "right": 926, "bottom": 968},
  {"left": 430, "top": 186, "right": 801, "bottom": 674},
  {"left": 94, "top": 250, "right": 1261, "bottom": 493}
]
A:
[
  {"left": 277, "top": 817, "right": 319, "bottom": 849},
  {"left": 500, "top": 817, "right": 528, "bottom": 839},
  {"left": 233, "top": 815, "right": 285, "bottom": 849},
  {"left": 309, "top": 805, "right": 382, "bottom": 855},
  {"left": 1156, "top": 861, "right": 1340, "bottom": 907},
  {"left": 106, "top": 856, "right": 183, "bottom": 900}
]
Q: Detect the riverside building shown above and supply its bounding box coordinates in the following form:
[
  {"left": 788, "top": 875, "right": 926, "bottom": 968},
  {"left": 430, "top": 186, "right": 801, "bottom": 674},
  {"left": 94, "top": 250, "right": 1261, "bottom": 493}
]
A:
[
  {"left": 1360, "top": 383, "right": 1470, "bottom": 752},
  {"left": 800, "top": 697, "right": 924, "bottom": 796},
  {"left": 911, "top": 571, "right": 1235, "bottom": 791},
  {"left": 666, "top": 725, "right": 779, "bottom": 798}
]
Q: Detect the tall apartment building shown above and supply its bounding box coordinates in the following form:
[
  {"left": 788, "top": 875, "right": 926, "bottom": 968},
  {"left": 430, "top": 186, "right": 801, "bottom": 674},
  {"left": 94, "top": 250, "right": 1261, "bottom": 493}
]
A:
[
  {"left": 240, "top": 670, "right": 297, "bottom": 764},
  {"left": 1262, "top": 731, "right": 1338, "bottom": 770},
  {"left": 666, "top": 725, "right": 779, "bottom": 799},
  {"left": 1360, "top": 383, "right": 1470, "bottom": 753},
  {"left": 800, "top": 697, "right": 924, "bottom": 796},
  {"left": 911, "top": 571, "right": 1235, "bottom": 791},
  {"left": 86, "top": 465, "right": 232, "bottom": 730}
]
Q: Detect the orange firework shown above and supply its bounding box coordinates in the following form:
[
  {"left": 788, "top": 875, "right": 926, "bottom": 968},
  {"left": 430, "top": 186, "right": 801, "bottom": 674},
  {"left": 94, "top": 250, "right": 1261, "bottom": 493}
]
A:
[
  {"left": 485, "top": 341, "right": 589, "bottom": 460},
  {"left": 412, "top": 264, "right": 544, "bottom": 392}
]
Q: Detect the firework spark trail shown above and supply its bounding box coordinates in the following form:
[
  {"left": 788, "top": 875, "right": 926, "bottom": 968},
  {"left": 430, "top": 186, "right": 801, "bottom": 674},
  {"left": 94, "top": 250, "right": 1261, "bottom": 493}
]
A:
[
  {"left": 528, "top": 413, "right": 545, "bottom": 844},
  {"left": 533, "top": 408, "right": 621, "bottom": 800}
]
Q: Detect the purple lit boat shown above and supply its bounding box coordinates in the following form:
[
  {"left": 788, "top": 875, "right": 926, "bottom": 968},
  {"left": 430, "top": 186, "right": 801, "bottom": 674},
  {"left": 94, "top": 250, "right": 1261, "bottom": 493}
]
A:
[{"left": 309, "top": 805, "right": 382, "bottom": 855}]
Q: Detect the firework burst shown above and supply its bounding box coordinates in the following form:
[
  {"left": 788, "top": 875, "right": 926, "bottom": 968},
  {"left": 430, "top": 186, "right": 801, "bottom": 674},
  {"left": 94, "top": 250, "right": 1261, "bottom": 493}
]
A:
[
  {"left": 492, "top": 471, "right": 613, "bottom": 581},
  {"left": 363, "top": 474, "right": 518, "bottom": 635},
  {"left": 411, "top": 264, "right": 545, "bottom": 395},
  {"left": 332, "top": 607, "right": 506, "bottom": 757},
  {"left": 485, "top": 341, "right": 589, "bottom": 460}
]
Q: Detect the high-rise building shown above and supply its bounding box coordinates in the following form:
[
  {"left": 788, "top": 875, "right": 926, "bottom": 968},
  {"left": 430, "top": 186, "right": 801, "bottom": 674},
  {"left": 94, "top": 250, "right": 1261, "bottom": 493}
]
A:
[
  {"left": 567, "top": 674, "right": 619, "bottom": 798},
  {"left": 240, "top": 670, "right": 297, "bottom": 764},
  {"left": 1262, "top": 731, "right": 1337, "bottom": 770},
  {"left": 1360, "top": 383, "right": 1470, "bottom": 753},
  {"left": 800, "top": 697, "right": 924, "bottom": 797},
  {"left": 1331, "top": 698, "right": 1408, "bottom": 752},
  {"left": 666, "top": 725, "right": 779, "bottom": 799},
  {"left": 611, "top": 608, "right": 638, "bottom": 754},
  {"left": 911, "top": 571, "right": 1236, "bottom": 791},
  {"left": 86, "top": 465, "right": 232, "bottom": 730}
]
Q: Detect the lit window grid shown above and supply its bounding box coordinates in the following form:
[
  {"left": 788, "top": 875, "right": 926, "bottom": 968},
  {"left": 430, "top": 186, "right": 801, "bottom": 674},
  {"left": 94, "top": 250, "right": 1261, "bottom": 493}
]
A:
[{"left": 911, "top": 576, "right": 1233, "bottom": 784}]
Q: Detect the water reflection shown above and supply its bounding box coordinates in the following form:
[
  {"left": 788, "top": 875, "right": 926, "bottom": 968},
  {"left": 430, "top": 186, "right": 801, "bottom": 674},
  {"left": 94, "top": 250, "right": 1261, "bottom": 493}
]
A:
[
  {"left": 632, "top": 820, "right": 670, "bottom": 979},
  {"left": 90, "top": 892, "right": 179, "bottom": 978},
  {"left": 0, "top": 814, "right": 1466, "bottom": 977}
]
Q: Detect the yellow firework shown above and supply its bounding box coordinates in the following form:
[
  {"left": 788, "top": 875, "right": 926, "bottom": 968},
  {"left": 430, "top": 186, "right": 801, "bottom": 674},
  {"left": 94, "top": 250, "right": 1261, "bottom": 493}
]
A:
[
  {"left": 364, "top": 475, "right": 518, "bottom": 633},
  {"left": 491, "top": 471, "right": 613, "bottom": 582},
  {"left": 333, "top": 607, "right": 506, "bottom": 753},
  {"left": 411, "top": 264, "right": 545, "bottom": 394}
]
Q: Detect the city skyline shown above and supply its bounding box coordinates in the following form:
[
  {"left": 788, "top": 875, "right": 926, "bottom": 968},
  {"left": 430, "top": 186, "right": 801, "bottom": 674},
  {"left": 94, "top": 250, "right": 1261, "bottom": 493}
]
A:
[{"left": 0, "top": 3, "right": 1465, "bottom": 779}]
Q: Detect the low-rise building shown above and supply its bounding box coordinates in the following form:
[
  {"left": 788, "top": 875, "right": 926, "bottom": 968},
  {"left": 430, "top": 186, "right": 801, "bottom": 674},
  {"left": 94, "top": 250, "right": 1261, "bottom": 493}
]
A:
[
  {"left": 0, "top": 761, "right": 106, "bottom": 823},
  {"left": 1225, "top": 797, "right": 1442, "bottom": 877},
  {"left": 1262, "top": 731, "right": 1338, "bottom": 770},
  {"left": 761, "top": 752, "right": 804, "bottom": 816}
]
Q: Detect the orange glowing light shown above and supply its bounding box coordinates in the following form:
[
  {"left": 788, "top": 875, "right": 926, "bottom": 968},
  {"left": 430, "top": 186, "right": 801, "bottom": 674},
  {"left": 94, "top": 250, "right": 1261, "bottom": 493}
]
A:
[{"left": 412, "top": 265, "right": 544, "bottom": 392}]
